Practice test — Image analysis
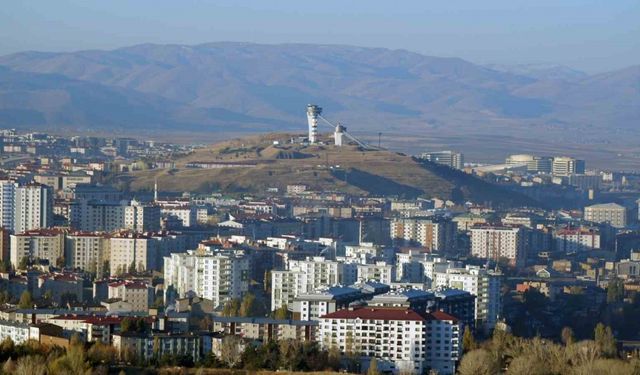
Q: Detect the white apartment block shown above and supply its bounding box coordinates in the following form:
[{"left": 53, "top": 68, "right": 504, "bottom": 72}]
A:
[
  {"left": 10, "top": 229, "right": 65, "bottom": 268},
  {"left": 584, "top": 203, "right": 627, "bottom": 228},
  {"left": 319, "top": 307, "right": 461, "bottom": 375},
  {"left": 433, "top": 265, "right": 501, "bottom": 333},
  {"left": 70, "top": 200, "right": 161, "bottom": 232},
  {"left": 554, "top": 227, "right": 600, "bottom": 253},
  {"left": 271, "top": 256, "right": 357, "bottom": 310},
  {"left": 164, "top": 249, "right": 249, "bottom": 308},
  {"left": 0, "top": 180, "right": 17, "bottom": 229},
  {"left": 357, "top": 261, "right": 395, "bottom": 285},
  {"left": 470, "top": 226, "right": 526, "bottom": 267},
  {"left": 390, "top": 217, "right": 456, "bottom": 253},
  {"left": 14, "top": 183, "right": 53, "bottom": 233},
  {"left": 0, "top": 320, "right": 31, "bottom": 345},
  {"left": 65, "top": 232, "right": 109, "bottom": 274}
]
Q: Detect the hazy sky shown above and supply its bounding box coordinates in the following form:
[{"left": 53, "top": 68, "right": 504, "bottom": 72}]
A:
[{"left": 1, "top": 0, "right": 638, "bottom": 73}]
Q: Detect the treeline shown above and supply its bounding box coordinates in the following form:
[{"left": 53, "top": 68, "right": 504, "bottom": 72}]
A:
[
  {"left": 0, "top": 335, "right": 117, "bottom": 375},
  {"left": 459, "top": 323, "right": 640, "bottom": 375}
]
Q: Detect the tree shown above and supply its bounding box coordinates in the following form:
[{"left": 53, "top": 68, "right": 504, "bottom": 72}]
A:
[
  {"left": 462, "top": 326, "right": 477, "bottom": 353},
  {"left": 594, "top": 323, "right": 617, "bottom": 358},
  {"left": 18, "top": 256, "right": 29, "bottom": 270},
  {"left": 279, "top": 339, "right": 303, "bottom": 371},
  {"left": 128, "top": 261, "right": 136, "bottom": 274},
  {"left": 239, "top": 293, "right": 258, "bottom": 317},
  {"left": 607, "top": 279, "right": 625, "bottom": 304},
  {"left": 219, "top": 335, "right": 243, "bottom": 368},
  {"left": 561, "top": 326, "right": 575, "bottom": 346},
  {"left": 367, "top": 357, "right": 381, "bottom": 375},
  {"left": 14, "top": 355, "right": 47, "bottom": 375},
  {"left": 121, "top": 317, "right": 147, "bottom": 333},
  {"left": 273, "top": 304, "right": 289, "bottom": 320},
  {"left": 458, "top": 349, "right": 499, "bottom": 375},
  {"left": 222, "top": 299, "right": 240, "bottom": 317},
  {"left": 0, "top": 259, "right": 10, "bottom": 273},
  {"left": 0, "top": 337, "right": 15, "bottom": 361},
  {"left": 18, "top": 291, "right": 33, "bottom": 309},
  {"left": 87, "top": 342, "right": 117, "bottom": 365}
]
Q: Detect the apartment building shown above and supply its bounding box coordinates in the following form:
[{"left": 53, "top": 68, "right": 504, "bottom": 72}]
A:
[
  {"left": 65, "top": 232, "right": 109, "bottom": 274},
  {"left": 390, "top": 217, "right": 457, "bottom": 253},
  {"left": 554, "top": 227, "right": 601, "bottom": 253},
  {"left": 433, "top": 266, "right": 502, "bottom": 333},
  {"left": 164, "top": 249, "right": 249, "bottom": 308},
  {"left": 470, "top": 225, "right": 526, "bottom": 267},
  {"left": 584, "top": 203, "right": 627, "bottom": 228},
  {"left": 108, "top": 280, "right": 154, "bottom": 312},
  {"left": 319, "top": 307, "right": 461, "bottom": 375},
  {"left": 10, "top": 229, "right": 65, "bottom": 268}
]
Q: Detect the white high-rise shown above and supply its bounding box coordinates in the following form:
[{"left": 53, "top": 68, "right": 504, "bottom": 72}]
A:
[
  {"left": 14, "top": 183, "right": 53, "bottom": 233},
  {"left": 164, "top": 249, "right": 249, "bottom": 308},
  {"left": 433, "top": 265, "right": 502, "bottom": 333},
  {"left": 0, "top": 180, "right": 17, "bottom": 230}
]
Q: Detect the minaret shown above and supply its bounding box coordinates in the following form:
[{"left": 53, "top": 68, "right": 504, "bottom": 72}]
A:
[{"left": 154, "top": 178, "right": 158, "bottom": 202}]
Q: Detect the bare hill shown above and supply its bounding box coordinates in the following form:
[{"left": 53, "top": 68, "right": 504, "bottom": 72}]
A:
[{"left": 115, "top": 133, "right": 537, "bottom": 207}]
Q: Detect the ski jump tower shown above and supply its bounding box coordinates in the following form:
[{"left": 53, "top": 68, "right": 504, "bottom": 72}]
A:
[{"left": 306, "top": 104, "right": 322, "bottom": 144}]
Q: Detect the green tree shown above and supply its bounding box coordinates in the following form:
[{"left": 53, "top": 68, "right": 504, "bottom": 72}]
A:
[
  {"left": 273, "top": 304, "right": 289, "bottom": 320},
  {"left": 462, "top": 326, "right": 477, "bottom": 353},
  {"left": 594, "top": 323, "right": 617, "bottom": 358},
  {"left": 18, "top": 291, "right": 33, "bottom": 309},
  {"left": 128, "top": 261, "right": 136, "bottom": 274}
]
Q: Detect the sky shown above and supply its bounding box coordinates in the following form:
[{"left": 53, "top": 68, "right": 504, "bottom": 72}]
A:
[{"left": 1, "top": 0, "right": 638, "bottom": 73}]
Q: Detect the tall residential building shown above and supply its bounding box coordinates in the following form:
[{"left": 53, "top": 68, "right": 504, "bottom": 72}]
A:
[
  {"left": 552, "top": 156, "right": 585, "bottom": 176},
  {"left": 14, "top": 183, "right": 53, "bottom": 233},
  {"left": 109, "top": 233, "right": 160, "bottom": 275},
  {"left": 554, "top": 227, "right": 601, "bottom": 253},
  {"left": 584, "top": 203, "right": 627, "bottom": 228},
  {"left": 505, "top": 154, "right": 552, "bottom": 173},
  {"left": 390, "top": 217, "right": 457, "bottom": 253},
  {"left": 433, "top": 265, "right": 502, "bottom": 333},
  {"left": 318, "top": 307, "right": 461, "bottom": 375},
  {"left": 421, "top": 150, "right": 464, "bottom": 170},
  {"left": 470, "top": 225, "right": 526, "bottom": 267},
  {"left": 0, "top": 180, "right": 17, "bottom": 230},
  {"left": 70, "top": 200, "right": 161, "bottom": 232},
  {"left": 65, "top": 232, "right": 109, "bottom": 274},
  {"left": 10, "top": 229, "right": 65, "bottom": 268},
  {"left": 271, "top": 256, "right": 356, "bottom": 310},
  {"left": 163, "top": 249, "right": 249, "bottom": 308}
]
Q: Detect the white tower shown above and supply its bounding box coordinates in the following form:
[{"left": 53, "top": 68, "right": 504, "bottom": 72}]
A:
[
  {"left": 334, "top": 124, "right": 346, "bottom": 146},
  {"left": 306, "top": 104, "right": 322, "bottom": 144}
]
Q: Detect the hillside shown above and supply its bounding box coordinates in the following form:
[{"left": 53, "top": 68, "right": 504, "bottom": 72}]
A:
[{"left": 115, "top": 133, "right": 537, "bottom": 207}]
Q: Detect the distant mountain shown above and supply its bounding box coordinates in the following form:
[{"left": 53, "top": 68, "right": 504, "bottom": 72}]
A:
[
  {"left": 485, "top": 63, "right": 588, "bottom": 81},
  {"left": 0, "top": 42, "right": 637, "bottom": 140}
]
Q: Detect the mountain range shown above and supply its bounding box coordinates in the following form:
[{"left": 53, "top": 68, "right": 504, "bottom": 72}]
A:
[{"left": 0, "top": 42, "right": 637, "bottom": 152}]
